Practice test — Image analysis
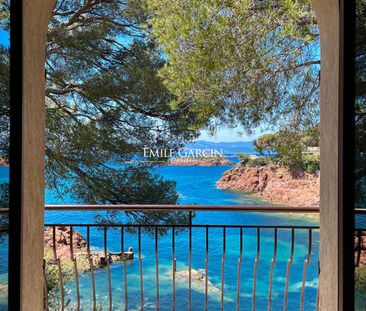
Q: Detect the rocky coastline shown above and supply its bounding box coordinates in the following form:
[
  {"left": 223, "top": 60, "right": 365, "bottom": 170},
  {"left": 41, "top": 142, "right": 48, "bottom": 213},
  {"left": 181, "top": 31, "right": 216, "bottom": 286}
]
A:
[
  {"left": 44, "top": 226, "right": 133, "bottom": 269},
  {"left": 43, "top": 226, "right": 222, "bottom": 297},
  {"left": 216, "top": 163, "right": 320, "bottom": 207},
  {"left": 166, "top": 157, "right": 233, "bottom": 166}
]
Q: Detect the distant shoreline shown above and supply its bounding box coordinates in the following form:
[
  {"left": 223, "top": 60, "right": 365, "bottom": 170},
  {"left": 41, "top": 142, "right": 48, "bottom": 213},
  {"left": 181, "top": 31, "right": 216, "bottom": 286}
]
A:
[{"left": 166, "top": 156, "right": 234, "bottom": 166}]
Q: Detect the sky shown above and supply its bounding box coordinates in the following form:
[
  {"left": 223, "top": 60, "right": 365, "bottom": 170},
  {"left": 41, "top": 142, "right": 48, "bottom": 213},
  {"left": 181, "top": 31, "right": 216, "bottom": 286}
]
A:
[{"left": 198, "top": 127, "right": 263, "bottom": 142}]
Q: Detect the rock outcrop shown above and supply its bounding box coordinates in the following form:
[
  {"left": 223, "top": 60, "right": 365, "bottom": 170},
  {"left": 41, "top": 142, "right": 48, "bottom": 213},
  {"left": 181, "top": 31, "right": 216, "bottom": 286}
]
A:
[
  {"left": 164, "top": 268, "right": 221, "bottom": 296},
  {"left": 355, "top": 232, "right": 366, "bottom": 267},
  {"left": 167, "top": 157, "right": 233, "bottom": 166},
  {"left": 44, "top": 226, "right": 87, "bottom": 261},
  {"left": 216, "top": 164, "right": 319, "bottom": 207},
  {"left": 44, "top": 226, "right": 133, "bottom": 267}
]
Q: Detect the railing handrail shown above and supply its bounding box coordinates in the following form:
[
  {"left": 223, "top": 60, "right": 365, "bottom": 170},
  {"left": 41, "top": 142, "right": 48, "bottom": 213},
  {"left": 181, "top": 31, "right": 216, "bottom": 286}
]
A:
[
  {"left": 43, "top": 204, "right": 320, "bottom": 213},
  {"left": 0, "top": 205, "right": 321, "bottom": 214},
  {"left": 44, "top": 223, "right": 320, "bottom": 229}
]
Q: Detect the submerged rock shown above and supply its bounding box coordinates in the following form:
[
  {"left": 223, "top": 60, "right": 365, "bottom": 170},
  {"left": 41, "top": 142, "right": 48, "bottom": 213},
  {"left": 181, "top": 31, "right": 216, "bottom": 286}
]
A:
[{"left": 165, "top": 268, "right": 221, "bottom": 296}]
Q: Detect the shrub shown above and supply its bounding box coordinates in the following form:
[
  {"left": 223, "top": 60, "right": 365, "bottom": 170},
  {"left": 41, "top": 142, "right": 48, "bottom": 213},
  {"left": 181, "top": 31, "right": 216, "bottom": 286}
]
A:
[
  {"left": 238, "top": 153, "right": 251, "bottom": 161},
  {"left": 253, "top": 134, "right": 277, "bottom": 157},
  {"left": 302, "top": 154, "right": 320, "bottom": 173},
  {"left": 44, "top": 250, "right": 90, "bottom": 308},
  {"left": 238, "top": 153, "right": 251, "bottom": 165},
  {"left": 247, "top": 156, "right": 271, "bottom": 167},
  {"left": 356, "top": 267, "right": 366, "bottom": 293}
]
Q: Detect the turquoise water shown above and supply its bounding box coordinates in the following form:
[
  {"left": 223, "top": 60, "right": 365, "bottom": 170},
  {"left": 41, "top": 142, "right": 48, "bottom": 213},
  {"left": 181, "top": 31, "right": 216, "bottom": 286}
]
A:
[{"left": 0, "top": 164, "right": 320, "bottom": 310}]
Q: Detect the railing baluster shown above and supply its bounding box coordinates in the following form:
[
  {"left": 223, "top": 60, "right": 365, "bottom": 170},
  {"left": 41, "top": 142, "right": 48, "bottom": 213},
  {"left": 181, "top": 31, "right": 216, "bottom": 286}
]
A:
[
  {"left": 316, "top": 260, "right": 320, "bottom": 311},
  {"left": 52, "top": 226, "right": 64, "bottom": 310},
  {"left": 300, "top": 229, "right": 312, "bottom": 311},
  {"left": 284, "top": 228, "right": 295, "bottom": 311},
  {"left": 138, "top": 227, "right": 144, "bottom": 311},
  {"left": 87, "top": 226, "right": 97, "bottom": 311},
  {"left": 155, "top": 227, "right": 160, "bottom": 310},
  {"left": 205, "top": 226, "right": 209, "bottom": 311},
  {"left": 172, "top": 226, "right": 176, "bottom": 311},
  {"left": 221, "top": 227, "right": 226, "bottom": 311},
  {"left": 69, "top": 226, "right": 80, "bottom": 310},
  {"left": 43, "top": 259, "right": 48, "bottom": 311},
  {"left": 188, "top": 212, "right": 192, "bottom": 311},
  {"left": 122, "top": 227, "right": 128, "bottom": 310},
  {"left": 252, "top": 228, "right": 260, "bottom": 311},
  {"left": 104, "top": 226, "right": 112, "bottom": 311},
  {"left": 357, "top": 230, "right": 362, "bottom": 267},
  {"left": 268, "top": 228, "right": 277, "bottom": 311},
  {"left": 236, "top": 227, "right": 243, "bottom": 311}
]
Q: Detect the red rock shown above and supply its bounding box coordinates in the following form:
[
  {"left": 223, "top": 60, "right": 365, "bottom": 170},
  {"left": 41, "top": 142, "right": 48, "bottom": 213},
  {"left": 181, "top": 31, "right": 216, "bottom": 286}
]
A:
[
  {"left": 216, "top": 165, "right": 320, "bottom": 207},
  {"left": 44, "top": 226, "right": 87, "bottom": 261},
  {"left": 44, "top": 227, "right": 131, "bottom": 268}
]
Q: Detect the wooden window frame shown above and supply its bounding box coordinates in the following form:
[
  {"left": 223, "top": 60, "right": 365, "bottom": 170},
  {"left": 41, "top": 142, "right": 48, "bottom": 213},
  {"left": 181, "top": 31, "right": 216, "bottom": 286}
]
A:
[{"left": 8, "top": 1, "right": 355, "bottom": 309}]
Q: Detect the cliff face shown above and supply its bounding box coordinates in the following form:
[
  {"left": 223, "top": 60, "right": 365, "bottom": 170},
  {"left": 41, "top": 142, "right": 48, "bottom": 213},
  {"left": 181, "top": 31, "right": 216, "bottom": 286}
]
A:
[{"left": 216, "top": 164, "right": 319, "bottom": 207}]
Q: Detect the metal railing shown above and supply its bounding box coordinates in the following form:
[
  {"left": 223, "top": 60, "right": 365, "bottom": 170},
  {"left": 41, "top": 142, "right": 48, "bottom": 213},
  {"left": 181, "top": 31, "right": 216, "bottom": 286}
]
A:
[
  {"left": 42, "top": 205, "right": 320, "bottom": 311},
  {"left": 355, "top": 208, "right": 366, "bottom": 267}
]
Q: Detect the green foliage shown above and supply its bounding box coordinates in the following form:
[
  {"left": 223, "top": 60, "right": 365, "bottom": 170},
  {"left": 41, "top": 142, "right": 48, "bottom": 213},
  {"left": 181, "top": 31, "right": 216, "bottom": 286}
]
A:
[
  {"left": 253, "top": 129, "right": 319, "bottom": 171},
  {"left": 43, "top": 1, "right": 201, "bottom": 209},
  {"left": 44, "top": 250, "right": 88, "bottom": 291},
  {"left": 301, "top": 124, "right": 320, "bottom": 147},
  {"left": 354, "top": 0, "right": 366, "bottom": 207},
  {"left": 0, "top": 1, "right": 201, "bottom": 227},
  {"left": 0, "top": 182, "right": 8, "bottom": 208},
  {"left": 246, "top": 156, "right": 272, "bottom": 167},
  {"left": 302, "top": 154, "right": 320, "bottom": 173},
  {"left": 0, "top": 46, "right": 9, "bottom": 160},
  {"left": 238, "top": 153, "right": 251, "bottom": 164},
  {"left": 253, "top": 134, "right": 277, "bottom": 158},
  {"left": 0, "top": 0, "right": 198, "bottom": 227},
  {"left": 146, "top": 0, "right": 320, "bottom": 134},
  {"left": 238, "top": 153, "right": 251, "bottom": 160},
  {"left": 0, "top": 1, "right": 9, "bottom": 31},
  {"left": 46, "top": 0, "right": 200, "bottom": 227},
  {"left": 356, "top": 267, "right": 366, "bottom": 293},
  {"left": 272, "top": 130, "right": 304, "bottom": 169},
  {"left": 44, "top": 250, "right": 89, "bottom": 309},
  {"left": 0, "top": 182, "right": 8, "bottom": 241}
]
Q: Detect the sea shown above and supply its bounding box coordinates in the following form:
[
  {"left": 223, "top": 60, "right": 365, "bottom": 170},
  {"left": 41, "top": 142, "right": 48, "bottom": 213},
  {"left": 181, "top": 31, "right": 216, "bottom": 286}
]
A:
[{"left": 0, "top": 160, "right": 321, "bottom": 310}]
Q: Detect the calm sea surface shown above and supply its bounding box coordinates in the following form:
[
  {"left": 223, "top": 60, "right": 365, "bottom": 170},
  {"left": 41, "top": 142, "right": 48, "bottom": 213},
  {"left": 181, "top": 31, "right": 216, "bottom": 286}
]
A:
[{"left": 0, "top": 164, "right": 320, "bottom": 310}]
